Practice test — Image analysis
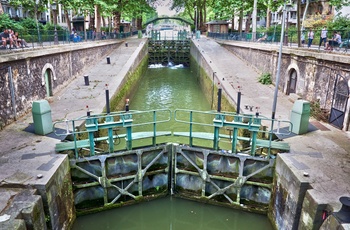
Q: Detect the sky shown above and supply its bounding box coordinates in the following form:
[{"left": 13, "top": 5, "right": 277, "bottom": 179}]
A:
[{"left": 156, "top": 0, "right": 177, "bottom": 16}]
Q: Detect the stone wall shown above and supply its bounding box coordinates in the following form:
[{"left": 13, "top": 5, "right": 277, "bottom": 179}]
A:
[
  {"left": 0, "top": 41, "right": 122, "bottom": 129},
  {"left": 219, "top": 42, "right": 350, "bottom": 131}
]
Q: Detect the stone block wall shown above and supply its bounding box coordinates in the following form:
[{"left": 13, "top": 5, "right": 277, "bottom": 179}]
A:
[
  {"left": 219, "top": 42, "right": 350, "bottom": 131},
  {"left": 0, "top": 42, "right": 122, "bottom": 129},
  {"left": 268, "top": 155, "right": 311, "bottom": 230}
]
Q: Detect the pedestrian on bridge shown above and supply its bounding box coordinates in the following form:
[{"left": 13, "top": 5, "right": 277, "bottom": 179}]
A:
[
  {"left": 307, "top": 29, "right": 314, "bottom": 48},
  {"left": 319, "top": 26, "right": 328, "bottom": 48}
]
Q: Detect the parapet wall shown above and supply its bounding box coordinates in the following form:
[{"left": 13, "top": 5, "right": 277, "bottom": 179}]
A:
[
  {"left": 218, "top": 41, "right": 350, "bottom": 131},
  {"left": 0, "top": 41, "right": 122, "bottom": 129}
]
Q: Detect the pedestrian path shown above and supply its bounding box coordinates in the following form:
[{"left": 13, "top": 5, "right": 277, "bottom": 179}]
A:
[{"left": 193, "top": 37, "right": 294, "bottom": 123}]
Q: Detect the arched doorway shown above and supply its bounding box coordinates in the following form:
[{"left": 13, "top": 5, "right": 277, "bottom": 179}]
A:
[
  {"left": 329, "top": 74, "right": 349, "bottom": 129},
  {"left": 44, "top": 69, "right": 53, "bottom": 97},
  {"left": 287, "top": 69, "right": 297, "bottom": 95}
]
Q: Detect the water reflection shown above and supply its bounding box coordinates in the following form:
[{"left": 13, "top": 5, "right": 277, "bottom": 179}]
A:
[{"left": 73, "top": 196, "right": 273, "bottom": 230}]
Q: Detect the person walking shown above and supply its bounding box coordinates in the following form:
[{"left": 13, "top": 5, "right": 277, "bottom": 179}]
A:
[
  {"left": 319, "top": 26, "right": 327, "bottom": 48},
  {"left": 307, "top": 29, "right": 314, "bottom": 48}
]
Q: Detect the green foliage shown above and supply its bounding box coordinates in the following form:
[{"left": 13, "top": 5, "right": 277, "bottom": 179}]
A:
[
  {"left": 326, "top": 15, "right": 350, "bottom": 34},
  {"left": 310, "top": 100, "right": 328, "bottom": 121},
  {"left": 258, "top": 73, "right": 272, "bottom": 85},
  {"left": 0, "top": 14, "right": 18, "bottom": 31},
  {"left": 19, "top": 18, "right": 44, "bottom": 31}
]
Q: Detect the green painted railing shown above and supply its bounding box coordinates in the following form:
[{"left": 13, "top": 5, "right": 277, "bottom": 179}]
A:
[{"left": 54, "top": 109, "right": 292, "bottom": 159}]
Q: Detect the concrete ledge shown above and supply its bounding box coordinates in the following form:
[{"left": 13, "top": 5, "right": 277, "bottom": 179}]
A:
[
  {"left": 0, "top": 40, "right": 123, "bottom": 63},
  {"left": 0, "top": 189, "right": 46, "bottom": 230}
]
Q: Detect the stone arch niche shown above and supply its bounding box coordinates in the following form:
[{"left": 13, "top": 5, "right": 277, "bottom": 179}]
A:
[
  {"left": 285, "top": 64, "right": 300, "bottom": 95},
  {"left": 41, "top": 63, "right": 57, "bottom": 98}
]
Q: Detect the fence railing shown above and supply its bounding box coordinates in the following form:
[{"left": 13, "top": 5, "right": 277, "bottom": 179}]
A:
[
  {"left": 208, "top": 29, "right": 350, "bottom": 48},
  {"left": 5, "top": 29, "right": 142, "bottom": 49}
]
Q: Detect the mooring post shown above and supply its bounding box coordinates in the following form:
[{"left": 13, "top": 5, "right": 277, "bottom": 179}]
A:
[
  {"left": 217, "top": 87, "right": 222, "bottom": 113},
  {"left": 105, "top": 84, "right": 114, "bottom": 153},
  {"left": 237, "top": 91, "right": 241, "bottom": 114},
  {"left": 105, "top": 84, "right": 110, "bottom": 114}
]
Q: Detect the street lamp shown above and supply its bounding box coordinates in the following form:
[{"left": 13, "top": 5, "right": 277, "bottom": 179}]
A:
[
  {"left": 194, "top": 6, "right": 197, "bottom": 33},
  {"left": 271, "top": 2, "right": 287, "bottom": 121},
  {"left": 51, "top": 2, "right": 58, "bottom": 45},
  {"left": 271, "top": 2, "right": 293, "bottom": 120}
]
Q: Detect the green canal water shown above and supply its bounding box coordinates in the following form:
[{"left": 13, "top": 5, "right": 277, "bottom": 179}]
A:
[
  {"left": 72, "top": 66, "right": 273, "bottom": 229},
  {"left": 73, "top": 196, "right": 272, "bottom": 230}
]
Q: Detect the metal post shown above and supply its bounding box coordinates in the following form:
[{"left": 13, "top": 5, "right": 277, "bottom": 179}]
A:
[
  {"left": 54, "top": 24, "right": 58, "bottom": 45},
  {"left": 84, "top": 75, "right": 89, "bottom": 85},
  {"left": 194, "top": 7, "right": 197, "bottom": 33},
  {"left": 271, "top": 2, "right": 286, "bottom": 120},
  {"left": 35, "top": 0, "right": 41, "bottom": 45},
  {"left": 269, "top": 2, "right": 286, "bottom": 158},
  {"left": 217, "top": 87, "right": 222, "bottom": 112},
  {"left": 105, "top": 84, "right": 110, "bottom": 114},
  {"left": 52, "top": 1, "right": 59, "bottom": 45},
  {"left": 8, "top": 67, "right": 17, "bottom": 120},
  {"left": 237, "top": 91, "right": 241, "bottom": 114}
]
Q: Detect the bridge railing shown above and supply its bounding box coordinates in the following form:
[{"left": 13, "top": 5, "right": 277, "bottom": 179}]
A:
[
  {"left": 2, "top": 29, "right": 136, "bottom": 50},
  {"left": 54, "top": 109, "right": 172, "bottom": 158},
  {"left": 54, "top": 109, "right": 292, "bottom": 159},
  {"left": 208, "top": 30, "right": 350, "bottom": 50}
]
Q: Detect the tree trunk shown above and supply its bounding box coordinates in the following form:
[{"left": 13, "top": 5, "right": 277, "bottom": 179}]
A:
[
  {"left": 231, "top": 14, "right": 235, "bottom": 32},
  {"left": 266, "top": 7, "right": 271, "bottom": 29},
  {"left": 239, "top": 9, "right": 243, "bottom": 33},
  {"left": 245, "top": 13, "right": 251, "bottom": 33},
  {"left": 64, "top": 10, "right": 71, "bottom": 32},
  {"left": 0, "top": 3, "right": 3, "bottom": 14},
  {"left": 137, "top": 17, "right": 142, "bottom": 30},
  {"left": 114, "top": 11, "right": 121, "bottom": 33},
  {"left": 95, "top": 5, "right": 101, "bottom": 33}
]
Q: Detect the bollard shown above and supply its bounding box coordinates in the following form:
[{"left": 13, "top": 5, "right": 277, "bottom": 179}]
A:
[
  {"left": 106, "top": 56, "right": 110, "bottom": 64},
  {"left": 334, "top": 196, "right": 350, "bottom": 223},
  {"left": 125, "top": 42, "right": 128, "bottom": 47},
  {"left": 84, "top": 75, "right": 89, "bottom": 86}
]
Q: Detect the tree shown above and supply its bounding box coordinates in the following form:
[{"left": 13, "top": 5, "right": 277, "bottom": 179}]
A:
[{"left": 0, "top": 2, "right": 3, "bottom": 14}]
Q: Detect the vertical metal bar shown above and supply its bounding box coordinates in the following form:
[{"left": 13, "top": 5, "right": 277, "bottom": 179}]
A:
[
  {"left": 72, "top": 120, "right": 79, "bottom": 159},
  {"left": 201, "top": 150, "right": 209, "bottom": 197},
  {"left": 250, "top": 131, "right": 258, "bottom": 156},
  {"left": 213, "top": 125, "right": 220, "bottom": 150},
  {"left": 8, "top": 67, "right": 17, "bottom": 120},
  {"left": 232, "top": 127, "right": 238, "bottom": 154},
  {"left": 272, "top": 2, "right": 286, "bottom": 120},
  {"left": 189, "top": 111, "right": 193, "bottom": 146},
  {"left": 137, "top": 151, "right": 143, "bottom": 196},
  {"left": 101, "top": 157, "right": 108, "bottom": 204},
  {"left": 153, "top": 111, "right": 156, "bottom": 146},
  {"left": 107, "top": 116, "right": 114, "bottom": 153}
]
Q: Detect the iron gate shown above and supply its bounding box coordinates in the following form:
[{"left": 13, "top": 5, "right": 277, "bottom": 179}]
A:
[{"left": 329, "top": 74, "right": 349, "bottom": 129}]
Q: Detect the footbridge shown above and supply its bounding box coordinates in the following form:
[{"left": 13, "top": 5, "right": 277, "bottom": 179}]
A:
[{"left": 144, "top": 16, "right": 193, "bottom": 26}]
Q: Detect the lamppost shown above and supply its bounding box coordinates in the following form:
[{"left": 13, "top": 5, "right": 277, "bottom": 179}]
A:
[
  {"left": 51, "top": 2, "right": 58, "bottom": 45},
  {"left": 35, "top": 0, "right": 41, "bottom": 44},
  {"left": 194, "top": 6, "right": 197, "bottom": 33},
  {"left": 271, "top": 2, "right": 293, "bottom": 120},
  {"left": 271, "top": 2, "right": 287, "bottom": 121}
]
